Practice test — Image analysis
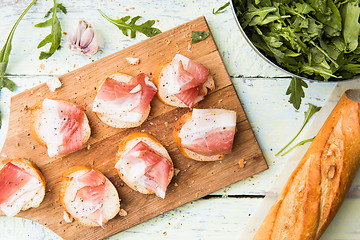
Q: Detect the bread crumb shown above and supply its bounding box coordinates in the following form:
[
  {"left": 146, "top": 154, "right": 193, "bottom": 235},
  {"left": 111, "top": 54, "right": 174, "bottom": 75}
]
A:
[
  {"left": 125, "top": 57, "right": 140, "bottom": 65},
  {"left": 15, "top": 142, "right": 19, "bottom": 147},
  {"left": 174, "top": 168, "right": 180, "bottom": 176},
  {"left": 119, "top": 209, "right": 128, "bottom": 217},
  {"left": 87, "top": 144, "right": 91, "bottom": 150},
  {"left": 40, "top": 63, "right": 45, "bottom": 70},
  {"left": 163, "top": 232, "right": 167, "bottom": 236},
  {"left": 195, "top": 192, "right": 199, "bottom": 198},
  {"left": 164, "top": 38, "right": 171, "bottom": 44},
  {"left": 63, "top": 211, "right": 74, "bottom": 223},
  {"left": 32, "top": 146, "right": 36, "bottom": 150},
  {"left": 174, "top": 183, "right": 178, "bottom": 187},
  {"left": 187, "top": 42, "right": 192, "bottom": 50},
  {"left": 238, "top": 159, "right": 246, "bottom": 168},
  {"left": 46, "top": 77, "right": 62, "bottom": 92}
]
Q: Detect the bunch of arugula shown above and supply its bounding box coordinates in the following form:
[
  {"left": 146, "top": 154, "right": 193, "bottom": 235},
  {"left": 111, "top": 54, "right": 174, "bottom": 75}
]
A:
[{"left": 234, "top": 0, "right": 360, "bottom": 109}]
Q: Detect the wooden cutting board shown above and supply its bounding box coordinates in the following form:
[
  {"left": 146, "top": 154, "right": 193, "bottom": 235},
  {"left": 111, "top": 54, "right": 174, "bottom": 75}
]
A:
[{"left": 0, "top": 17, "right": 268, "bottom": 239}]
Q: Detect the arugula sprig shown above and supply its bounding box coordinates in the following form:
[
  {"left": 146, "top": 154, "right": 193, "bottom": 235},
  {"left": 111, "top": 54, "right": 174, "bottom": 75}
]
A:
[
  {"left": 213, "top": 2, "right": 230, "bottom": 15},
  {"left": 191, "top": 31, "right": 210, "bottom": 44},
  {"left": 276, "top": 103, "right": 321, "bottom": 156},
  {"left": 35, "top": 0, "right": 66, "bottom": 60},
  {"left": 98, "top": 10, "right": 161, "bottom": 38},
  {"left": 286, "top": 77, "right": 308, "bottom": 110},
  {"left": 0, "top": 0, "right": 37, "bottom": 92},
  {"left": 281, "top": 137, "right": 315, "bottom": 156}
]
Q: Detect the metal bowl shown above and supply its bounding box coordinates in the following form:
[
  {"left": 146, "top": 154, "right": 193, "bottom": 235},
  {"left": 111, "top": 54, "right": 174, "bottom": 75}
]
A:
[{"left": 229, "top": 0, "right": 345, "bottom": 82}]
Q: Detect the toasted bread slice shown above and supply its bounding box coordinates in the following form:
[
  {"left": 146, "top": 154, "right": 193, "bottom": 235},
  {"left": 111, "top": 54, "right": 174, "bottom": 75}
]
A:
[
  {"left": 93, "top": 73, "right": 154, "bottom": 128},
  {"left": 153, "top": 60, "right": 215, "bottom": 108},
  {"left": 29, "top": 99, "right": 91, "bottom": 157},
  {"left": 0, "top": 158, "right": 46, "bottom": 216},
  {"left": 174, "top": 112, "right": 225, "bottom": 161},
  {"left": 114, "top": 132, "right": 174, "bottom": 198},
  {"left": 59, "top": 166, "right": 120, "bottom": 227}
]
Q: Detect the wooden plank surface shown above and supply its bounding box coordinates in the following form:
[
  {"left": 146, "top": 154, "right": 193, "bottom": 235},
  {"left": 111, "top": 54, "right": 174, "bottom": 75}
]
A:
[{"left": 0, "top": 17, "right": 267, "bottom": 240}]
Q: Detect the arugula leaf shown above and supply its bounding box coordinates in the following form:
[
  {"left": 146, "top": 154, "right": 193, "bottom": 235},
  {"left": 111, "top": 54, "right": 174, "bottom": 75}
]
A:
[
  {"left": 276, "top": 103, "right": 321, "bottom": 156},
  {"left": 98, "top": 10, "right": 161, "bottom": 38},
  {"left": 35, "top": 0, "right": 66, "bottom": 60},
  {"left": 286, "top": 77, "right": 308, "bottom": 110},
  {"left": 191, "top": 31, "right": 210, "bottom": 44},
  {"left": 213, "top": 2, "right": 230, "bottom": 15},
  {"left": 0, "top": 0, "right": 37, "bottom": 92},
  {"left": 281, "top": 137, "right": 315, "bottom": 156}
]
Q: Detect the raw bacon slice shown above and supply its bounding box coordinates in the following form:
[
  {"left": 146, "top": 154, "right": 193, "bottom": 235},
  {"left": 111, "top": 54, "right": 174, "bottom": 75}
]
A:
[
  {"left": 40, "top": 99, "right": 84, "bottom": 157},
  {"left": 0, "top": 162, "right": 42, "bottom": 217},
  {"left": 0, "top": 163, "right": 33, "bottom": 204},
  {"left": 74, "top": 170, "right": 106, "bottom": 227},
  {"left": 116, "top": 141, "right": 172, "bottom": 198},
  {"left": 179, "top": 109, "right": 237, "bottom": 156},
  {"left": 92, "top": 73, "right": 157, "bottom": 122},
  {"left": 165, "top": 54, "right": 210, "bottom": 107}
]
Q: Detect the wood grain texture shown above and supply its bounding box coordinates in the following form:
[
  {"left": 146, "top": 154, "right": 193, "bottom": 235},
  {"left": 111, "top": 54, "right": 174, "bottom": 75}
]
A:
[{"left": 0, "top": 17, "right": 267, "bottom": 240}]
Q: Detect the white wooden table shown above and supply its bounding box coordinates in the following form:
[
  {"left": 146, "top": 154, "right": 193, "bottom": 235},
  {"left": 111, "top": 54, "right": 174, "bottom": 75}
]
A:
[{"left": 0, "top": 0, "right": 359, "bottom": 239}]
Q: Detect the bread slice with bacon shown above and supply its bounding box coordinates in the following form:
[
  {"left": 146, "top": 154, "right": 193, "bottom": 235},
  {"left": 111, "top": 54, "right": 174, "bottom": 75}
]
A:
[
  {"left": 0, "top": 158, "right": 46, "bottom": 217},
  {"left": 30, "top": 98, "right": 91, "bottom": 158},
  {"left": 92, "top": 73, "right": 157, "bottom": 128},
  {"left": 114, "top": 132, "right": 174, "bottom": 199},
  {"left": 174, "top": 108, "right": 237, "bottom": 161},
  {"left": 59, "top": 166, "right": 120, "bottom": 227},
  {"left": 153, "top": 54, "right": 215, "bottom": 108}
]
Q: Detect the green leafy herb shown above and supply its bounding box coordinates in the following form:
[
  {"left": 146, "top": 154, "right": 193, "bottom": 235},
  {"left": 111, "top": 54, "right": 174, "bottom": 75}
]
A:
[
  {"left": 98, "top": 10, "right": 161, "bottom": 38},
  {"left": 191, "top": 31, "right": 210, "bottom": 44},
  {"left": 276, "top": 103, "right": 321, "bottom": 156},
  {"left": 286, "top": 77, "right": 308, "bottom": 110},
  {"left": 0, "top": 0, "right": 37, "bottom": 92},
  {"left": 281, "top": 136, "right": 315, "bottom": 156},
  {"left": 35, "top": 0, "right": 66, "bottom": 60},
  {"left": 213, "top": 2, "right": 230, "bottom": 15}
]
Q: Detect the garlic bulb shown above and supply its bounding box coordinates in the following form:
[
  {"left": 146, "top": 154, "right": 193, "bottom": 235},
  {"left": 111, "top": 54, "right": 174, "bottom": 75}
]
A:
[{"left": 69, "top": 20, "right": 100, "bottom": 56}]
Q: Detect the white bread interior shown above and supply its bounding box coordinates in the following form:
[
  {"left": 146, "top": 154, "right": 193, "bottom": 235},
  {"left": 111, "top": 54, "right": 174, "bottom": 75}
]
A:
[{"left": 59, "top": 166, "right": 120, "bottom": 227}]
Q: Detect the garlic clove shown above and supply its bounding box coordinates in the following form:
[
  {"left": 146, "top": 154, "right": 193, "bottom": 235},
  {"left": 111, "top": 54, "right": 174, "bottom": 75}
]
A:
[
  {"left": 69, "top": 20, "right": 100, "bottom": 56},
  {"left": 79, "top": 27, "right": 94, "bottom": 48}
]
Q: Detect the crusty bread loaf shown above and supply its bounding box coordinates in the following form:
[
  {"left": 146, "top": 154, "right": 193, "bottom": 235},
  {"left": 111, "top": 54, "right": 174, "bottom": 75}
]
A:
[
  {"left": 93, "top": 73, "right": 152, "bottom": 128},
  {"left": 59, "top": 166, "right": 120, "bottom": 227},
  {"left": 254, "top": 89, "right": 360, "bottom": 240},
  {"left": 29, "top": 99, "right": 91, "bottom": 156},
  {"left": 153, "top": 61, "right": 215, "bottom": 108},
  {"left": 0, "top": 158, "right": 46, "bottom": 214},
  {"left": 114, "top": 132, "right": 174, "bottom": 195},
  {"left": 173, "top": 112, "right": 225, "bottom": 161}
]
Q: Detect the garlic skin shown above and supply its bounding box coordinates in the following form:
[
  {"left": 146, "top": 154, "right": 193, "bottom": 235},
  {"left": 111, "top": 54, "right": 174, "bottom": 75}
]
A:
[{"left": 69, "top": 20, "right": 100, "bottom": 56}]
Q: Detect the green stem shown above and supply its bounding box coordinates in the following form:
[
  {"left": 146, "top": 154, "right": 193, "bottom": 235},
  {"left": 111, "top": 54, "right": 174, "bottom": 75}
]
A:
[
  {"left": 281, "top": 137, "right": 315, "bottom": 156},
  {"left": 275, "top": 122, "right": 306, "bottom": 156}
]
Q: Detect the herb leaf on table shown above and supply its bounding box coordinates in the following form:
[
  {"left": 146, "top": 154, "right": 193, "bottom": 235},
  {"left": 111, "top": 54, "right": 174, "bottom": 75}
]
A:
[
  {"left": 276, "top": 103, "right": 321, "bottom": 156},
  {"left": 213, "top": 2, "right": 230, "bottom": 15},
  {"left": 0, "top": 0, "right": 37, "bottom": 92},
  {"left": 286, "top": 77, "right": 308, "bottom": 110},
  {"left": 98, "top": 10, "right": 161, "bottom": 38},
  {"left": 35, "top": 0, "right": 66, "bottom": 60}
]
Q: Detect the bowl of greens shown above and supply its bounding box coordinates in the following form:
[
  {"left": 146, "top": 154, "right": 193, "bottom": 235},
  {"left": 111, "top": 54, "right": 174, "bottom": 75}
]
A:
[{"left": 231, "top": 0, "right": 360, "bottom": 82}]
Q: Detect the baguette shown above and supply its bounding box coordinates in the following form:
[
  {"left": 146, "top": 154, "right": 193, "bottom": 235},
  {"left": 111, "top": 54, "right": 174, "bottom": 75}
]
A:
[
  {"left": 30, "top": 98, "right": 91, "bottom": 157},
  {"left": 0, "top": 158, "right": 46, "bottom": 217},
  {"left": 92, "top": 73, "right": 156, "bottom": 128},
  {"left": 59, "top": 166, "right": 120, "bottom": 227},
  {"left": 254, "top": 89, "right": 360, "bottom": 240},
  {"left": 153, "top": 54, "right": 215, "bottom": 108},
  {"left": 114, "top": 132, "right": 174, "bottom": 199}
]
